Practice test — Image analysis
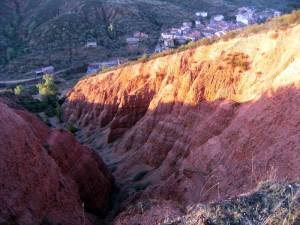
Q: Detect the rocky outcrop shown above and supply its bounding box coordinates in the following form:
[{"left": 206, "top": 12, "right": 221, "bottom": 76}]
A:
[
  {"left": 63, "top": 16, "right": 300, "bottom": 223},
  {"left": 0, "top": 100, "right": 113, "bottom": 225}
]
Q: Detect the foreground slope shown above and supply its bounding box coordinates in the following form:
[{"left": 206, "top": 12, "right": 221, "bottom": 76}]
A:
[
  {"left": 115, "top": 181, "right": 300, "bottom": 225},
  {"left": 0, "top": 100, "right": 113, "bottom": 225},
  {"left": 63, "top": 12, "right": 300, "bottom": 221}
]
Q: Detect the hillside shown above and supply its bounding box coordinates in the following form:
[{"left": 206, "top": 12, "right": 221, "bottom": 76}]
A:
[
  {"left": 0, "top": 0, "right": 198, "bottom": 78},
  {"left": 1, "top": 0, "right": 299, "bottom": 79},
  {"left": 63, "top": 10, "right": 300, "bottom": 224}
]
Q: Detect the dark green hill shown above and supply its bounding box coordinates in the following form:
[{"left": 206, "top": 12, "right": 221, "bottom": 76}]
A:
[
  {"left": 0, "top": 0, "right": 197, "bottom": 78},
  {"left": 0, "top": 0, "right": 299, "bottom": 79}
]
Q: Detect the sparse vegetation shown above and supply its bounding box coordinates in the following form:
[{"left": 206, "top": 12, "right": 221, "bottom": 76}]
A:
[
  {"left": 36, "top": 74, "right": 58, "bottom": 99},
  {"left": 35, "top": 74, "right": 61, "bottom": 118},
  {"left": 43, "top": 143, "right": 51, "bottom": 152},
  {"left": 18, "top": 97, "right": 48, "bottom": 113},
  {"left": 14, "top": 85, "right": 24, "bottom": 96},
  {"left": 0, "top": 74, "right": 63, "bottom": 124},
  {"left": 162, "top": 181, "right": 300, "bottom": 225},
  {"left": 66, "top": 123, "right": 79, "bottom": 134},
  {"left": 101, "top": 66, "right": 111, "bottom": 73},
  {"left": 132, "top": 170, "right": 149, "bottom": 182},
  {"left": 138, "top": 53, "right": 149, "bottom": 63},
  {"left": 133, "top": 182, "right": 151, "bottom": 192},
  {"left": 225, "top": 52, "right": 251, "bottom": 71},
  {"left": 40, "top": 217, "right": 53, "bottom": 225}
]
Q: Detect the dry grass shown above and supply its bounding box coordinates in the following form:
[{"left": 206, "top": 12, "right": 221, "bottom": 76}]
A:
[
  {"left": 162, "top": 182, "right": 300, "bottom": 225},
  {"left": 225, "top": 52, "right": 251, "bottom": 71}
]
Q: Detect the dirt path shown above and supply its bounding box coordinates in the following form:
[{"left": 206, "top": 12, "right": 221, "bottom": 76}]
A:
[{"left": 0, "top": 76, "right": 42, "bottom": 85}]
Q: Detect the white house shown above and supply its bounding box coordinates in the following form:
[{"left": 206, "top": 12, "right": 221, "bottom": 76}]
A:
[
  {"left": 161, "top": 33, "right": 174, "bottom": 39},
  {"left": 195, "top": 20, "right": 202, "bottom": 28},
  {"left": 202, "top": 32, "right": 214, "bottom": 38},
  {"left": 86, "top": 63, "right": 101, "bottom": 74},
  {"left": 170, "top": 28, "right": 182, "bottom": 35},
  {"left": 126, "top": 37, "right": 140, "bottom": 46},
  {"left": 235, "top": 7, "right": 257, "bottom": 25},
  {"left": 213, "top": 15, "right": 225, "bottom": 22},
  {"left": 273, "top": 10, "right": 281, "bottom": 17},
  {"left": 155, "top": 44, "right": 163, "bottom": 53},
  {"left": 181, "top": 26, "right": 192, "bottom": 35},
  {"left": 86, "top": 41, "right": 97, "bottom": 48},
  {"left": 186, "top": 31, "right": 202, "bottom": 41},
  {"left": 164, "top": 39, "right": 175, "bottom": 48},
  {"left": 182, "top": 22, "right": 193, "bottom": 28},
  {"left": 35, "top": 66, "right": 55, "bottom": 76},
  {"left": 215, "top": 31, "right": 226, "bottom": 37},
  {"left": 176, "top": 38, "right": 188, "bottom": 45},
  {"left": 236, "top": 14, "right": 249, "bottom": 25},
  {"left": 196, "top": 11, "right": 208, "bottom": 17}
]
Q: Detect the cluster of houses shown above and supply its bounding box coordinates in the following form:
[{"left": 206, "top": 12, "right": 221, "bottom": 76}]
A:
[
  {"left": 156, "top": 7, "right": 281, "bottom": 52},
  {"left": 74, "top": 32, "right": 150, "bottom": 76},
  {"left": 43, "top": 7, "right": 281, "bottom": 78},
  {"left": 236, "top": 7, "right": 281, "bottom": 25}
]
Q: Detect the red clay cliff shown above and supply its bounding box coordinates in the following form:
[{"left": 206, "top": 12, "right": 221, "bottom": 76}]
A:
[
  {"left": 63, "top": 21, "right": 300, "bottom": 214},
  {"left": 0, "top": 100, "right": 113, "bottom": 225}
]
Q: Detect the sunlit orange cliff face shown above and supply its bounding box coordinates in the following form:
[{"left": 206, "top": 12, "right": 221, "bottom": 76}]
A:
[{"left": 63, "top": 20, "right": 300, "bottom": 223}]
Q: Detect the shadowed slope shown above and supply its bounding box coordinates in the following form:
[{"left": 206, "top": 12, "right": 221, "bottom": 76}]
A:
[{"left": 0, "top": 100, "right": 113, "bottom": 225}]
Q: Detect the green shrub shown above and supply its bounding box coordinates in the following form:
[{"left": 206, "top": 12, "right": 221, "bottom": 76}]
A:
[
  {"left": 54, "top": 103, "right": 62, "bottom": 122},
  {"left": 17, "top": 96, "right": 48, "bottom": 113},
  {"left": 221, "top": 31, "right": 238, "bottom": 41},
  {"left": 36, "top": 74, "right": 58, "bottom": 99},
  {"left": 101, "top": 66, "right": 111, "bottom": 73},
  {"left": 138, "top": 53, "right": 149, "bottom": 62},
  {"left": 14, "top": 85, "right": 24, "bottom": 96},
  {"left": 66, "top": 123, "right": 79, "bottom": 134}
]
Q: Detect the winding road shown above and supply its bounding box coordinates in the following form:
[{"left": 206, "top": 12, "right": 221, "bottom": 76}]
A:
[{"left": 0, "top": 69, "right": 68, "bottom": 86}]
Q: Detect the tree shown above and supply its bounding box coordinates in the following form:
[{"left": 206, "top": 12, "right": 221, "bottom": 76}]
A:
[
  {"left": 36, "top": 74, "right": 61, "bottom": 118},
  {"left": 36, "top": 74, "right": 58, "bottom": 98},
  {"left": 107, "top": 23, "right": 116, "bottom": 39},
  {"left": 14, "top": 85, "right": 23, "bottom": 95},
  {"left": 108, "top": 23, "right": 113, "bottom": 33}
]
